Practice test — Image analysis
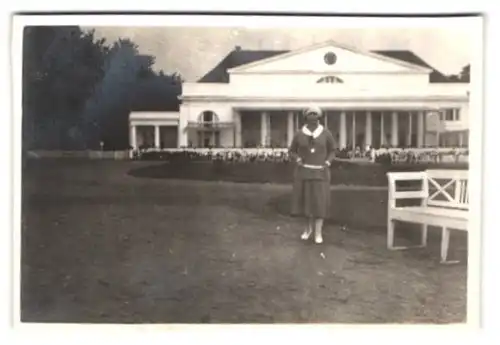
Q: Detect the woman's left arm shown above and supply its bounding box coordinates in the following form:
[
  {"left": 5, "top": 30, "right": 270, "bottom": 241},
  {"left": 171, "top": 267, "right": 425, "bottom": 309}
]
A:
[{"left": 325, "top": 130, "right": 336, "bottom": 166}]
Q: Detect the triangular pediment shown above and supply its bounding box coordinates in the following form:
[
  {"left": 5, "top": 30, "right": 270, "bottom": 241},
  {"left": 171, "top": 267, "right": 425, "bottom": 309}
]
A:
[{"left": 227, "top": 40, "right": 432, "bottom": 74}]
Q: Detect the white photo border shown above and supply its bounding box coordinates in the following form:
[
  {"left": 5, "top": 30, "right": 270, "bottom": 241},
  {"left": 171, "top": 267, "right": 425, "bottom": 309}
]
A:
[{"left": 2, "top": 2, "right": 498, "bottom": 345}]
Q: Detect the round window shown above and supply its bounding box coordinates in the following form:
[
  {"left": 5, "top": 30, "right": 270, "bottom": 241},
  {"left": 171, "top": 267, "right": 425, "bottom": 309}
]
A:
[{"left": 324, "top": 52, "right": 337, "bottom": 65}]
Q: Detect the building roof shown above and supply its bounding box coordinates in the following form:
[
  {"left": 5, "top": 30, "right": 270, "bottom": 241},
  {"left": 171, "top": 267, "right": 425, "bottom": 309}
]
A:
[
  {"left": 372, "top": 50, "right": 453, "bottom": 83},
  {"left": 198, "top": 47, "right": 464, "bottom": 84},
  {"left": 198, "top": 49, "right": 289, "bottom": 83}
]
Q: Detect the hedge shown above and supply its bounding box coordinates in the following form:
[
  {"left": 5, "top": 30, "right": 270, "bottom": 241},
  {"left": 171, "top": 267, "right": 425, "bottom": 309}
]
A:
[{"left": 128, "top": 160, "right": 468, "bottom": 187}]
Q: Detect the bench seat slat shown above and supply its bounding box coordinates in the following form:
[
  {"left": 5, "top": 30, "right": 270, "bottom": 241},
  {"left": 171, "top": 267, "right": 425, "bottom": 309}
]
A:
[
  {"left": 393, "top": 206, "right": 467, "bottom": 219},
  {"left": 391, "top": 208, "right": 468, "bottom": 231}
]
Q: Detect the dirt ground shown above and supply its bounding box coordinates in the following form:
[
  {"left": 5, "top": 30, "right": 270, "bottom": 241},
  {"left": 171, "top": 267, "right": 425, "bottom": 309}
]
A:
[{"left": 20, "top": 160, "right": 468, "bottom": 324}]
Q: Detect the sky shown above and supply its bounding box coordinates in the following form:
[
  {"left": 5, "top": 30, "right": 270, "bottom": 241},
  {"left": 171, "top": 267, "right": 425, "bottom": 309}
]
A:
[{"left": 90, "top": 26, "right": 473, "bottom": 82}]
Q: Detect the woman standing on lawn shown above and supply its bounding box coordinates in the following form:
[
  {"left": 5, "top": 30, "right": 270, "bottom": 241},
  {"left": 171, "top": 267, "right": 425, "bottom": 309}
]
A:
[{"left": 289, "top": 106, "right": 337, "bottom": 244}]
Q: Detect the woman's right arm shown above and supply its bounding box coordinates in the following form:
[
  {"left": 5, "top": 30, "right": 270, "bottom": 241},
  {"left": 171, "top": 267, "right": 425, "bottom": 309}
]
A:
[{"left": 288, "top": 134, "right": 302, "bottom": 164}]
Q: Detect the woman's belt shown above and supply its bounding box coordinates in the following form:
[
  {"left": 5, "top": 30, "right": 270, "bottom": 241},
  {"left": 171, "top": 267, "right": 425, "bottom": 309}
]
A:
[{"left": 302, "top": 164, "right": 324, "bottom": 170}]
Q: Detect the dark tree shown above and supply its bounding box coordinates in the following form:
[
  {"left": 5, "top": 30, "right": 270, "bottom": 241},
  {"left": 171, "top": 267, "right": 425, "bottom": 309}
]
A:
[
  {"left": 460, "top": 64, "right": 470, "bottom": 82},
  {"left": 445, "top": 64, "right": 470, "bottom": 83},
  {"left": 23, "top": 27, "right": 183, "bottom": 151},
  {"left": 23, "top": 26, "right": 109, "bottom": 149},
  {"left": 83, "top": 39, "right": 158, "bottom": 149}
]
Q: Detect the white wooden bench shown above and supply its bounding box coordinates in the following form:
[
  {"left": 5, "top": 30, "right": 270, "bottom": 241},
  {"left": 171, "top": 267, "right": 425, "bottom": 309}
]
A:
[{"left": 386, "top": 169, "right": 469, "bottom": 264}]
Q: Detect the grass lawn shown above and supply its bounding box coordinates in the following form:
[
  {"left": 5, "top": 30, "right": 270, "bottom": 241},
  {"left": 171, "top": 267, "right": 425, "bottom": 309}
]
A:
[{"left": 21, "top": 159, "right": 467, "bottom": 323}]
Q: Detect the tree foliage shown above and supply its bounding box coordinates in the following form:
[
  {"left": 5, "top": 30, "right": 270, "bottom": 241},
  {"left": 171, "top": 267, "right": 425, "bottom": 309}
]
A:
[
  {"left": 23, "top": 26, "right": 182, "bottom": 150},
  {"left": 446, "top": 64, "right": 470, "bottom": 83},
  {"left": 23, "top": 26, "right": 110, "bottom": 149},
  {"left": 459, "top": 64, "right": 470, "bottom": 82}
]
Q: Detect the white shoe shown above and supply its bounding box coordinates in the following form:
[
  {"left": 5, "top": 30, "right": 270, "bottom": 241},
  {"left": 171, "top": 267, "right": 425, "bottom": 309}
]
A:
[
  {"left": 315, "top": 234, "right": 323, "bottom": 244},
  {"left": 301, "top": 228, "right": 312, "bottom": 240}
]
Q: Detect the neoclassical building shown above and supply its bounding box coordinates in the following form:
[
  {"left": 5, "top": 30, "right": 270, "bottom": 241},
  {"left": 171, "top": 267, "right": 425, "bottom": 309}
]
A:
[{"left": 129, "top": 40, "right": 470, "bottom": 150}]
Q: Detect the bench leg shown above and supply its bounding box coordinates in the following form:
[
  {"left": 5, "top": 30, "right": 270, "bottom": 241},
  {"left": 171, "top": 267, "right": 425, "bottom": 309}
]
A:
[
  {"left": 388, "top": 218, "right": 428, "bottom": 251},
  {"left": 420, "top": 224, "right": 428, "bottom": 247},
  {"left": 440, "top": 227, "right": 460, "bottom": 264},
  {"left": 387, "top": 219, "right": 397, "bottom": 249}
]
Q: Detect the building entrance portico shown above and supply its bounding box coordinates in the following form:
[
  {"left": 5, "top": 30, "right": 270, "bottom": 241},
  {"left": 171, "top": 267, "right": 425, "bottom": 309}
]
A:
[
  {"left": 129, "top": 111, "right": 179, "bottom": 149},
  {"left": 233, "top": 108, "right": 429, "bottom": 149}
]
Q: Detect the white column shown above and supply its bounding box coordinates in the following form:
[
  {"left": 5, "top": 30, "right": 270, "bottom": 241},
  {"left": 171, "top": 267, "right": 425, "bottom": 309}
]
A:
[
  {"left": 267, "top": 112, "right": 272, "bottom": 146},
  {"left": 458, "top": 131, "right": 464, "bottom": 147},
  {"left": 287, "top": 111, "right": 295, "bottom": 147},
  {"left": 154, "top": 125, "right": 160, "bottom": 149},
  {"left": 436, "top": 110, "right": 442, "bottom": 147},
  {"left": 365, "top": 111, "right": 372, "bottom": 148},
  {"left": 340, "top": 111, "right": 347, "bottom": 149},
  {"left": 324, "top": 111, "right": 328, "bottom": 129},
  {"left": 391, "top": 111, "right": 398, "bottom": 147},
  {"left": 260, "top": 111, "right": 268, "bottom": 147},
  {"left": 407, "top": 112, "right": 413, "bottom": 147},
  {"left": 352, "top": 111, "right": 356, "bottom": 149},
  {"left": 423, "top": 111, "right": 427, "bottom": 147},
  {"left": 417, "top": 111, "right": 424, "bottom": 147},
  {"left": 380, "top": 112, "right": 385, "bottom": 147},
  {"left": 233, "top": 110, "right": 242, "bottom": 147},
  {"left": 130, "top": 125, "right": 137, "bottom": 149},
  {"left": 178, "top": 106, "right": 188, "bottom": 148}
]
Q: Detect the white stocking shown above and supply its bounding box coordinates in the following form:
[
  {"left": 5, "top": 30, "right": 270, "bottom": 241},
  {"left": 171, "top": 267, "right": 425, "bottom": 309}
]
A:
[{"left": 315, "top": 218, "right": 324, "bottom": 243}]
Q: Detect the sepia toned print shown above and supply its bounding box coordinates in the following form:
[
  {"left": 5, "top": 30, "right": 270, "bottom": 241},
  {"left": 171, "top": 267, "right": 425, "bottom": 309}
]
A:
[{"left": 16, "top": 15, "right": 481, "bottom": 325}]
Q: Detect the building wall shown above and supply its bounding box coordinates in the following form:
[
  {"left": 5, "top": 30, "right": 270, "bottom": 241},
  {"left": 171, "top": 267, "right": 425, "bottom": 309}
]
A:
[
  {"left": 180, "top": 102, "right": 233, "bottom": 123},
  {"left": 182, "top": 81, "right": 468, "bottom": 106},
  {"left": 229, "top": 73, "right": 429, "bottom": 88},
  {"left": 428, "top": 83, "right": 469, "bottom": 132},
  {"left": 443, "top": 102, "right": 468, "bottom": 132},
  {"left": 135, "top": 77, "right": 469, "bottom": 149},
  {"left": 179, "top": 102, "right": 235, "bottom": 147}
]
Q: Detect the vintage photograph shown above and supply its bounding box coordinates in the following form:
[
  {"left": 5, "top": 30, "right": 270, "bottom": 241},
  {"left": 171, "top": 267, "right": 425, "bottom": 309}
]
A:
[{"left": 15, "top": 14, "right": 482, "bottom": 324}]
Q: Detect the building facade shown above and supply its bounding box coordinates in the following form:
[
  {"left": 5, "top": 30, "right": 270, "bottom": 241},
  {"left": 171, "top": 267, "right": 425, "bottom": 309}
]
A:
[{"left": 129, "top": 40, "right": 470, "bottom": 150}]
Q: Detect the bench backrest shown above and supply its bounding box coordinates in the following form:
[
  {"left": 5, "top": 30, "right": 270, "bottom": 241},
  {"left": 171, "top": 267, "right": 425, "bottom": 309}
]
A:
[
  {"left": 386, "top": 171, "right": 429, "bottom": 208},
  {"left": 425, "top": 169, "right": 469, "bottom": 210}
]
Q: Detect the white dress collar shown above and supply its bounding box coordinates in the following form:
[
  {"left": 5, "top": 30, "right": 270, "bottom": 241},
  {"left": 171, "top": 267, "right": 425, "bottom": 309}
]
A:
[{"left": 301, "top": 124, "right": 324, "bottom": 139}]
